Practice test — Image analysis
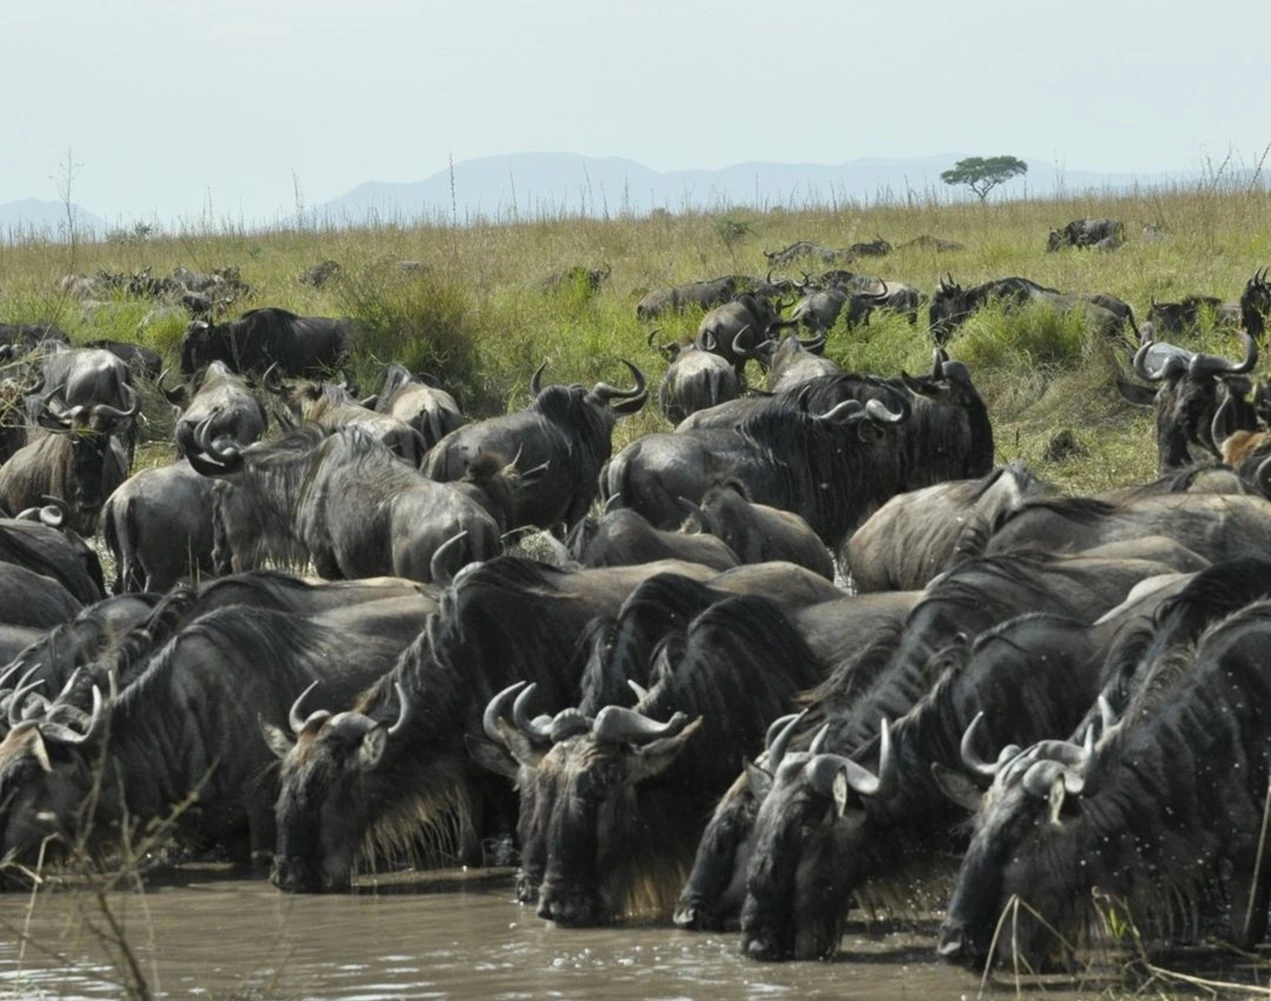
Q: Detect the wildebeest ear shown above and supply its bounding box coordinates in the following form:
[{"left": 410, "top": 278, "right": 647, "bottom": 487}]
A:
[
  {"left": 496, "top": 717, "right": 546, "bottom": 770},
  {"left": 930, "top": 762, "right": 984, "bottom": 812},
  {"left": 1115, "top": 377, "right": 1157, "bottom": 407},
  {"left": 359, "top": 726, "right": 389, "bottom": 769},
  {"left": 464, "top": 733, "right": 520, "bottom": 780},
  {"left": 900, "top": 371, "right": 937, "bottom": 396},
  {"left": 259, "top": 718, "right": 295, "bottom": 759},
  {"left": 745, "top": 759, "right": 772, "bottom": 800},
  {"left": 630, "top": 717, "right": 704, "bottom": 783}
]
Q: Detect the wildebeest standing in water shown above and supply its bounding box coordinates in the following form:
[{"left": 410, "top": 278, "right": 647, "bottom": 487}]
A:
[
  {"left": 179, "top": 307, "right": 358, "bottom": 377},
  {"left": 424, "top": 361, "right": 647, "bottom": 532},
  {"left": 266, "top": 556, "right": 726, "bottom": 893},
  {"left": 477, "top": 593, "right": 827, "bottom": 926},
  {"left": 939, "top": 599, "right": 1271, "bottom": 969},
  {"left": 0, "top": 602, "right": 412, "bottom": 876}
]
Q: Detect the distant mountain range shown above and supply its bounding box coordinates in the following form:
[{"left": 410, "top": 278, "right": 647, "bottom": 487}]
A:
[
  {"left": 0, "top": 198, "right": 105, "bottom": 236},
  {"left": 310, "top": 152, "right": 1191, "bottom": 226},
  {"left": 0, "top": 152, "right": 1214, "bottom": 237}
]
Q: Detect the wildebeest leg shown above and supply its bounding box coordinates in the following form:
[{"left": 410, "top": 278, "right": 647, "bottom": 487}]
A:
[
  {"left": 247, "top": 795, "right": 278, "bottom": 870},
  {"left": 1229, "top": 839, "right": 1271, "bottom": 949}
]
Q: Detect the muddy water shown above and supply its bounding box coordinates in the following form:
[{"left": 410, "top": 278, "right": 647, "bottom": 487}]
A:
[{"left": 0, "top": 868, "right": 1092, "bottom": 1001}]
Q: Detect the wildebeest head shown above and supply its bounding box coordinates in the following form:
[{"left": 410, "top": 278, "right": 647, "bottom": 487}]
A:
[
  {"left": 937, "top": 722, "right": 1095, "bottom": 969},
  {"left": 0, "top": 685, "right": 107, "bottom": 873},
  {"left": 928, "top": 274, "right": 965, "bottom": 345},
  {"left": 180, "top": 321, "right": 213, "bottom": 376},
  {"left": 1241, "top": 267, "right": 1271, "bottom": 340},
  {"left": 263, "top": 680, "right": 411, "bottom": 893},
  {"left": 35, "top": 399, "right": 123, "bottom": 513},
  {"left": 739, "top": 713, "right": 896, "bottom": 961},
  {"left": 1132, "top": 331, "right": 1258, "bottom": 469},
  {"left": 481, "top": 681, "right": 701, "bottom": 926}
]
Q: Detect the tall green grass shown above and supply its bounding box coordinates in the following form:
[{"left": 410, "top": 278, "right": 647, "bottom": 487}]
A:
[{"left": 2, "top": 181, "right": 1269, "bottom": 490}]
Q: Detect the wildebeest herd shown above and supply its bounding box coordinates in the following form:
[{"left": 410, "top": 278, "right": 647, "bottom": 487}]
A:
[{"left": 2, "top": 242, "right": 1271, "bottom": 981}]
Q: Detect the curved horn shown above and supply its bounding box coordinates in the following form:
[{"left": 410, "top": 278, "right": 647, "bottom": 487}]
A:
[
  {"left": 387, "top": 681, "right": 410, "bottom": 737},
  {"left": 429, "top": 530, "right": 469, "bottom": 587},
  {"left": 805, "top": 720, "right": 896, "bottom": 802},
  {"left": 627, "top": 679, "right": 649, "bottom": 703},
  {"left": 288, "top": 680, "right": 322, "bottom": 734},
  {"left": 482, "top": 681, "right": 527, "bottom": 745},
  {"left": 156, "top": 368, "right": 184, "bottom": 405},
  {"left": 592, "top": 360, "right": 647, "bottom": 402},
  {"left": 512, "top": 682, "right": 554, "bottom": 743},
  {"left": 1257, "top": 454, "right": 1271, "bottom": 499},
  {"left": 7, "top": 665, "right": 43, "bottom": 728},
  {"left": 959, "top": 712, "right": 1003, "bottom": 778},
  {"left": 262, "top": 363, "right": 283, "bottom": 395},
  {"left": 863, "top": 397, "right": 910, "bottom": 425},
  {"left": 867, "top": 279, "right": 890, "bottom": 302},
  {"left": 92, "top": 383, "right": 139, "bottom": 421},
  {"left": 808, "top": 723, "right": 831, "bottom": 756},
  {"left": 1134, "top": 342, "right": 1176, "bottom": 383},
  {"left": 45, "top": 684, "right": 106, "bottom": 746},
  {"left": 530, "top": 360, "right": 547, "bottom": 397},
  {"left": 1190, "top": 331, "right": 1258, "bottom": 378},
  {"left": 813, "top": 398, "right": 864, "bottom": 422},
  {"left": 591, "top": 704, "right": 690, "bottom": 745},
  {"left": 766, "top": 708, "right": 807, "bottom": 771}
]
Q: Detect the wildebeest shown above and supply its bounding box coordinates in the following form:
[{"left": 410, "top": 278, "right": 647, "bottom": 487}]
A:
[
  {"left": 649, "top": 334, "right": 740, "bottom": 425},
  {"left": 762, "top": 243, "right": 848, "bottom": 268},
  {"left": 636, "top": 276, "right": 743, "bottom": 322},
  {"left": 959, "top": 491, "right": 1271, "bottom": 566},
  {"left": 82, "top": 339, "right": 163, "bottom": 380},
  {"left": 0, "top": 323, "right": 69, "bottom": 351},
  {"left": 0, "top": 406, "right": 130, "bottom": 536},
  {"left": 0, "top": 563, "right": 83, "bottom": 630},
  {"left": 266, "top": 556, "right": 727, "bottom": 893},
  {"left": 600, "top": 395, "right": 910, "bottom": 551},
  {"left": 849, "top": 236, "right": 891, "bottom": 257},
  {"left": 1046, "top": 217, "right": 1125, "bottom": 251},
  {"left": 271, "top": 374, "right": 426, "bottom": 466},
  {"left": 0, "top": 502, "right": 105, "bottom": 605},
  {"left": 298, "top": 260, "right": 341, "bottom": 288},
  {"left": 1147, "top": 295, "right": 1240, "bottom": 336},
  {"left": 180, "top": 307, "right": 358, "bottom": 377},
  {"left": 677, "top": 550, "right": 1174, "bottom": 942},
  {"left": 163, "top": 362, "right": 268, "bottom": 459},
  {"left": 102, "top": 460, "right": 214, "bottom": 592},
  {"left": 0, "top": 603, "right": 413, "bottom": 875},
  {"left": 846, "top": 463, "right": 1056, "bottom": 592},
  {"left": 745, "top": 333, "right": 840, "bottom": 393},
  {"left": 423, "top": 361, "right": 647, "bottom": 532},
  {"left": 483, "top": 593, "right": 827, "bottom": 926},
  {"left": 188, "top": 424, "right": 507, "bottom": 583},
  {"left": 367, "top": 364, "right": 464, "bottom": 451},
  {"left": 564, "top": 506, "right": 740, "bottom": 571},
  {"left": 696, "top": 294, "right": 796, "bottom": 378},
  {"left": 676, "top": 350, "right": 994, "bottom": 493},
  {"left": 679, "top": 481, "right": 834, "bottom": 580},
  {"left": 788, "top": 284, "right": 890, "bottom": 335},
  {"left": 539, "top": 264, "right": 611, "bottom": 294},
  {"left": 938, "top": 598, "right": 1271, "bottom": 968},
  {"left": 34, "top": 347, "right": 139, "bottom": 435},
  {"left": 928, "top": 275, "right": 1134, "bottom": 345}
]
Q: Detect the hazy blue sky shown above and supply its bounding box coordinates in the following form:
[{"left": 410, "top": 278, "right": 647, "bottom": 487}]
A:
[{"left": 4, "top": 0, "right": 1268, "bottom": 223}]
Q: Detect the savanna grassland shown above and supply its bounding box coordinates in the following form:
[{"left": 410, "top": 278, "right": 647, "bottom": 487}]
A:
[{"left": 4, "top": 181, "right": 1271, "bottom": 493}]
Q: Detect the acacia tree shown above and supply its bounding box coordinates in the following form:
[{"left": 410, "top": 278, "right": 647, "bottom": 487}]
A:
[{"left": 941, "top": 156, "right": 1028, "bottom": 202}]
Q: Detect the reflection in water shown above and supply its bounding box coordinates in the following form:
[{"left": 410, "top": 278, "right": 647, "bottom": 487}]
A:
[{"left": 0, "top": 868, "right": 1076, "bottom": 1000}]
